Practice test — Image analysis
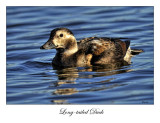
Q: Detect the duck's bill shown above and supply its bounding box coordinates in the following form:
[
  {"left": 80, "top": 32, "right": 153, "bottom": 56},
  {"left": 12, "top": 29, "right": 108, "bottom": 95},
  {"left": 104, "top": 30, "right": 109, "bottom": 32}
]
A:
[{"left": 40, "top": 40, "right": 55, "bottom": 49}]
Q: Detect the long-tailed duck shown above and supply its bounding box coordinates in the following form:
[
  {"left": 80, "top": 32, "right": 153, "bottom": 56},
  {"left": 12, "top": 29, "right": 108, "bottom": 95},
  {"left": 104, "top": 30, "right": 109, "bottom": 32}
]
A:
[{"left": 40, "top": 28, "right": 143, "bottom": 68}]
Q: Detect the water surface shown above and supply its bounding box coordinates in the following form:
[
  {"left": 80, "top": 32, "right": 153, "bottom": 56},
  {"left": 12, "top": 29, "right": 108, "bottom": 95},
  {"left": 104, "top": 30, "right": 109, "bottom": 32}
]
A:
[{"left": 6, "top": 6, "right": 154, "bottom": 104}]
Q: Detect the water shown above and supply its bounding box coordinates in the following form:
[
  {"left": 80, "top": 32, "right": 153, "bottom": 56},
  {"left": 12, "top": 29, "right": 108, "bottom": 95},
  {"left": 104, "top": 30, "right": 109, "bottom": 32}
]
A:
[{"left": 6, "top": 6, "right": 154, "bottom": 104}]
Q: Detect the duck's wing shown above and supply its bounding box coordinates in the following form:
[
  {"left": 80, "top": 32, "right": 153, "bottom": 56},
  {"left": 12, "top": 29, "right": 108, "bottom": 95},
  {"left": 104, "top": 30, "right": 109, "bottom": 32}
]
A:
[
  {"left": 78, "top": 37, "right": 130, "bottom": 64},
  {"left": 110, "top": 38, "right": 130, "bottom": 58},
  {"left": 79, "top": 37, "right": 130, "bottom": 56}
]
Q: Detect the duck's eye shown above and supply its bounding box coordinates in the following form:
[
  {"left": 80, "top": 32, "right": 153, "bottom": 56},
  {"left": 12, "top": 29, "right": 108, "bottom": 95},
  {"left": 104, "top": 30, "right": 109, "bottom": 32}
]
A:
[{"left": 60, "top": 34, "right": 63, "bottom": 37}]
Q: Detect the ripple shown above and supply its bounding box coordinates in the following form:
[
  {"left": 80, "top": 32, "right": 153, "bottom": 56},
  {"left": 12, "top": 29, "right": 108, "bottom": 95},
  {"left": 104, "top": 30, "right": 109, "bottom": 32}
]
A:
[{"left": 6, "top": 6, "right": 154, "bottom": 104}]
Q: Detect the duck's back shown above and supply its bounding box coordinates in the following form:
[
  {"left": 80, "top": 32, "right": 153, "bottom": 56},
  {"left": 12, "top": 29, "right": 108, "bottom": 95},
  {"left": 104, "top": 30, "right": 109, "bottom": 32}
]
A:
[{"left": 78, "top": 37, "right": 130, "bottom": 65}]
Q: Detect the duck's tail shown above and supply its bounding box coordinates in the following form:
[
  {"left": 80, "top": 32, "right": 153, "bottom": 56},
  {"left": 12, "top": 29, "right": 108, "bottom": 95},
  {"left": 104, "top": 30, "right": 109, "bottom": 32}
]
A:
[
  {"left": 124, "top": 48, "right": 143, "bottom": 64},
  {"left": 131, "top": 49, "right": 144, "bottom": 55}
]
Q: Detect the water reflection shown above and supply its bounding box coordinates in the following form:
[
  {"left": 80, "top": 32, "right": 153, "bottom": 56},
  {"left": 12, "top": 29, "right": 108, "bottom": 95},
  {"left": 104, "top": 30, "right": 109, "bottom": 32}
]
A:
[
  {"left": 51, "top": 100, "right": 68, "bottom": 104},
  {"left": 53, "top": 88, "right": 78, "bottom": 95},
  {"left": 51, "top": 62, "right": 133, "bottom": 104},
  {"left": 54, "top": 61, "right": 132, "bottom": 80},
  {"left": 54, "top": 67, "right": 79, "bottom": 86},
  {"left": 80, "top": 83, "right": 127, "bottom": 92}
]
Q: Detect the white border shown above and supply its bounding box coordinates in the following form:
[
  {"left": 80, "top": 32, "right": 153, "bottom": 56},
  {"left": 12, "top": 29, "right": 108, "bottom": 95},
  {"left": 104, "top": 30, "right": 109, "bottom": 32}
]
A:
[
  {"left": 4, "top": 0, "right": 154, "bottom": 6},
  {"left": 1, "top": 0, "right": 160, "bottom": 123}
]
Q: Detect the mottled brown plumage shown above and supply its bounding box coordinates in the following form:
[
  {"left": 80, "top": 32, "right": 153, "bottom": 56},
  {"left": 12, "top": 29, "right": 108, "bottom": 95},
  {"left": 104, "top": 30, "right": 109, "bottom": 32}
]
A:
[{"left": 40, "top": 28, "right": 143, "bottom": 68}]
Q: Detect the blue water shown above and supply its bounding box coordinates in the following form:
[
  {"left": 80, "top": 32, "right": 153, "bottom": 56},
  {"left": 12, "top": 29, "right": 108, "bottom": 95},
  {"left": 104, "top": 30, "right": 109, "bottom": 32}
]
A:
[{"left": 6, "top": 6, "right": 154, "bottom": 104}]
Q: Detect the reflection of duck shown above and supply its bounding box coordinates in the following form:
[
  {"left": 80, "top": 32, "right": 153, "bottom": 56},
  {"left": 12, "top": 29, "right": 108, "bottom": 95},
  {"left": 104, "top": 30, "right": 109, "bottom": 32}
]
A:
[
  {"left": 53, "top": 65, "right": 132, "bottom": 87},
  {"left": 53, "top": 68, "right": 78, "bottom": 86},
  {"left": 40, "top": 28, "right": 143, "bottom": 68},
  {"left": 53, "top": 88, "right": 78, "bottom": 95},
  {"left": 50, "top": 63, "right": 133, "bottom": 104}
]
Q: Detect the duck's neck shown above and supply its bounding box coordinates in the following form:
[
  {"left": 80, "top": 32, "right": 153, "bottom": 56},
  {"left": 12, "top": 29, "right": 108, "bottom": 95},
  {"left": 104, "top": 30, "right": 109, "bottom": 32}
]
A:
[
  {"left": 64, "top": 46, "right": 78, "bottom": 57},
  {"left": 63, "top": 39, "right": 78, "bottom": 56},
  {"left": 53, "top": 38, "right": 78, "bottom": 67},
  {"left": 57, "top": 39, "right": 78, "bottom": 58}
]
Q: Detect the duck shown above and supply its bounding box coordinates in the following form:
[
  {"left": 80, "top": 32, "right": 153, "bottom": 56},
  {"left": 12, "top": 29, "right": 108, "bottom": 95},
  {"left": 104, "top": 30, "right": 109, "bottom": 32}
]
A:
[{"left": 40, "top": 28, "right": 143, "bottom": 68}]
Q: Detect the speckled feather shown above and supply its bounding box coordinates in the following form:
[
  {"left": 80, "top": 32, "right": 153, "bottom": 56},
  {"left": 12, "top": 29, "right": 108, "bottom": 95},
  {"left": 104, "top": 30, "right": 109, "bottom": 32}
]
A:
[
  {"left": 40, "top": 28, "right": 141, "bottom": 67},
  {"left": 78, "top": 37, "right": 130, "bottom": 65}
]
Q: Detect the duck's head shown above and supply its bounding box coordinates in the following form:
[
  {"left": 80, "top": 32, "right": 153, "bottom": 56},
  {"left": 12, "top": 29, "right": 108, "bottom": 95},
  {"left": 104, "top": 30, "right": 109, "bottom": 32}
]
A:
[{"left": 40, "top": 28, "right": 77, "bottom": 51}]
